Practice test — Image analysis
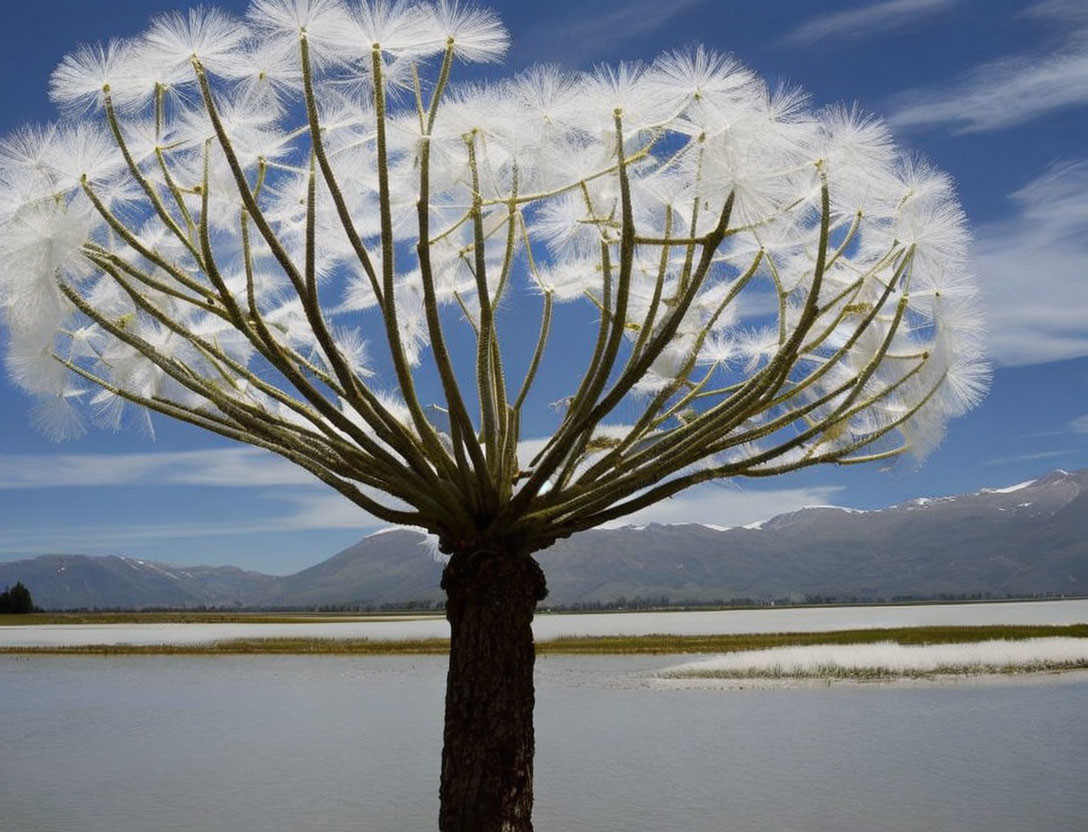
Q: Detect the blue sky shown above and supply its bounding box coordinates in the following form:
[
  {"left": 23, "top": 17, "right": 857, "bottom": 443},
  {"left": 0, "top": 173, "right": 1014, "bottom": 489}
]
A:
[{"left": 1, "top": 0, "right": 1086, "bottom": 574}]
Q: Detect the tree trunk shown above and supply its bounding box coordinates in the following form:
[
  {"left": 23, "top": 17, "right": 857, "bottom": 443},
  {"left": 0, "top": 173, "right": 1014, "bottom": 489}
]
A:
[{"left": 439, "top": 545, "right": 548, "bottom": 832}]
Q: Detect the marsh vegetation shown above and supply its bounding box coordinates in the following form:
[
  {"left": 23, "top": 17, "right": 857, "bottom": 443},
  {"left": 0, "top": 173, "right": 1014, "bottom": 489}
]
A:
[{"left": 4, "top": 623, "right": 1085, "bottom": 658}]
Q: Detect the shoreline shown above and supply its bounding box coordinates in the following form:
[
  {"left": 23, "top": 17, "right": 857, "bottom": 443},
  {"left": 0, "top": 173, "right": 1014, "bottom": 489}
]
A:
[{"left": 647, "top": 667, "right": 1088, "bottom": 691}]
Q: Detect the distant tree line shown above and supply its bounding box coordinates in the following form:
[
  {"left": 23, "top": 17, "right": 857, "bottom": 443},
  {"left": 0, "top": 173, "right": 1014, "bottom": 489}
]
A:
[
  {"left": 0, "top": 582, "right": 36, "bottom": 613},
  {"left": 39, "top": 590, "right": 1082, "bottom": 615},
  {"left": 311, "top": 600, "right": 446, "bottom": 613},
  {"left": 539, "top": 590, "right": 1081, "bottom": 613}
]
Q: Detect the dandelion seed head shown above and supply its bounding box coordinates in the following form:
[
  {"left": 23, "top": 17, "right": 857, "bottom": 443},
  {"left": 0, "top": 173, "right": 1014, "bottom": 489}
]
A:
[{"left": 0, "top": 0, "right": 984, "bottom": 484}]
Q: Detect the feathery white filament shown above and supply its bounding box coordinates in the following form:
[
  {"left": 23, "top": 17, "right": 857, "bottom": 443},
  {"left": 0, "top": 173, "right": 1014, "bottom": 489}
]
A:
[{"left": 0, "top": 0, "right": 987, "bottom": 530}]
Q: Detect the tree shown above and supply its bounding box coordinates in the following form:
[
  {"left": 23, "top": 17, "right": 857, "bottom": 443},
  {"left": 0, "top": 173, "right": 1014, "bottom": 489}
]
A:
[
  {"left": 0, "top": 2, "right": 987, "bottom": 829},
  {"left": 0, "top": 582, "right": 36, "bottom": 614}
]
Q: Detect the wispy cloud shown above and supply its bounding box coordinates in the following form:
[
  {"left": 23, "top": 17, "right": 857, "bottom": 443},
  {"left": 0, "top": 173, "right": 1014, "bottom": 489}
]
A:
[
  {"left": 973, "top": 160, "right": 1088, "bottom": 366},
  {"left": 888, "top": 2, "right": 1088, "bottom": 133},
  {"left": 0, "top": 490, "right": 378, "bottom": 555},
  {"left": 0, "top": 476, "right": 850, "bottom": 554},
  {"left": 0, "top": 440, "right": 560, "bottom": 493},
  {"left": 983, "top": 449, "right": 1080, "bottom": 466},
  {"left": 1070, "top": 415, "right": 1088, "bottom": 433},
  {"left": 598, "top": 483, "right": 846, "bottom": 529},
  {"left": 272, "top": 491, "right": 382, "bottom": 530},
  {"left": 888, "top": 47, "right": 1088, "bottom": 133},
  {"left": 0, "top": 447, "right": 315, "bottom": 489},
  {"left": 1024, "top": 0, "right": 1088, "bottom": 26},
  {"left": 528, "top": 0, "right": 705, "bottom": 63},
  {"left": 0, "top": 446, "right": 419, "bottom": 555},
  {"left": 0, "top": 518, "right": 300, "bottom": 554},
  {"left": 782, "top": 0, "right": 958, "bottom": 46}
]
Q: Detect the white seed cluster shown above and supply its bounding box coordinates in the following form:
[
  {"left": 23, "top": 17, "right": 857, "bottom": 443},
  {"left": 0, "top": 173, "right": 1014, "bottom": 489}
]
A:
[{"left": 0, "top": 1, "right": 988, "bottom": 531}]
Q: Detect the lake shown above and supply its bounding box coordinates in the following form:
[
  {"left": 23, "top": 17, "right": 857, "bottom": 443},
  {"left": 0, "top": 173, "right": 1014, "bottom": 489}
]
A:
[
  {"left": 4, "top": 598, "right": 1088, "bottom": 647},
  {"left": 3, "top": 654, "right": 1087, "bottom": 831}
]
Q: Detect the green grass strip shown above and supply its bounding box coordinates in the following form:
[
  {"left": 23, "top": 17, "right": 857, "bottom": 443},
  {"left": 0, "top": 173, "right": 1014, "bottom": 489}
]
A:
[{"left": 2, "top": 624, "right": 1085, "bottom": 656}]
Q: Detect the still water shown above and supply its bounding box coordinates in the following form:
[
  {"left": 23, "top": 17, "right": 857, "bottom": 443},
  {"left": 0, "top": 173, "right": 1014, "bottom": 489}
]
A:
[
  {"left": 4, "top": 598, "right": 1088, "bottom": 647},
  {"left": 2, "top": 654, "right": 1086, "bottom": 831}
]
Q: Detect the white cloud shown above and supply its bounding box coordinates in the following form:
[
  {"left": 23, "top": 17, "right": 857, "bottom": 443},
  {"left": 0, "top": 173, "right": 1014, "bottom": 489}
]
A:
[
  {"left": 782, "top": 0, "right": 958, "bottom": 45},
  {"left": 887, "top": 4, "right": 1088, "bottom": 133},
  {"left": 888, "top": 47, "right": 1088, "bottom": 133},
  {"left": 1070, "top": 415, "right": 1088, "bottom": 434},
  {"left": 0, "top": 519, "right": 300, "bottom": 553},
  {"left": 0, "top": 446, "right": 419, "bottom": 554},
  {"left": 270, "top": 490, "right": 384, "bottom": 530},
  {"left": 983, "top": 449, "right": 1080, "bottom": 466},
  {"left": 0, "top": 477, "right": 850, "bottom": 554},
  {"left": 598, "top": 483, "right": 846, "bottom": 529},
  {"left": 535, "top": 0, "right": 705, "bottom": 61},
  {"left": 973, "top": 161, "right": 1088, "bottom": 366},
  {"left": 1024, "top": 0, "right": 1088, "bottom": 26},
  {"left": 0, "top": 447, "right": 316, "bottom": 489},
  {"left": 0, "top": 490, "right": 382, "bottom": 555},
  {"left": 512, "top": 437, "right": 847, "bottom": 529}
]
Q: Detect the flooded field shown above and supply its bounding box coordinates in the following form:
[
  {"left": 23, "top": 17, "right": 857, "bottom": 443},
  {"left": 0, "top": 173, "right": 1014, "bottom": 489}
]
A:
[
  {"left": 3, "top": 598, "right": 1087, "bottom": 648},
  {"left": 4, "top": 653, "right": 1087, "bottom": 831}
]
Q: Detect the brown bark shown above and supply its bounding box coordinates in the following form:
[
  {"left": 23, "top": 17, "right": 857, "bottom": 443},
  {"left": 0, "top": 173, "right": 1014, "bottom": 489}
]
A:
[{"left": 439, "top": 545, "right": 548, "bottom": 832}]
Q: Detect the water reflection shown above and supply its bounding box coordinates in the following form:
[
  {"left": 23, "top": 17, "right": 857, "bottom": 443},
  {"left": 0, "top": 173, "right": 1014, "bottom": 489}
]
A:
[{"left": 3, "top": 655, "right": 1087, "bottom": 831}]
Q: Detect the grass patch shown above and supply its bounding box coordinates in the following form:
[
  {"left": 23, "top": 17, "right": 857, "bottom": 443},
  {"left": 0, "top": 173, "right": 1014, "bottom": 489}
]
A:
[
  {"left": 673, "top": 660, "right": 1088, "bottom": 682},
  {"left": 661, "top": 633, "right": 1088, "bottom": 681},
  {"left": 2, "top": 624, "right": 1085, "bottom": 656},
  {"left": 537, "top": 624, "right": 1088, "bottom": 654}
]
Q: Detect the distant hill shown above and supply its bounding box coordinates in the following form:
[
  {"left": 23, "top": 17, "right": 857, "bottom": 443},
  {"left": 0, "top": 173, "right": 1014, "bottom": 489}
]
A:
[
  {"left": 0, "top": 554, "right": 280, "bottom": 610},
  {"left": 2, "top": 468, "right": 1086, "bottom": 610}
]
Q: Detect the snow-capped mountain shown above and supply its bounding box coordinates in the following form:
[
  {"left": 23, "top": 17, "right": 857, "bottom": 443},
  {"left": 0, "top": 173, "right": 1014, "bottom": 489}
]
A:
[{"left": 3, "top": 469, "right": 1086, "bottom": 609}]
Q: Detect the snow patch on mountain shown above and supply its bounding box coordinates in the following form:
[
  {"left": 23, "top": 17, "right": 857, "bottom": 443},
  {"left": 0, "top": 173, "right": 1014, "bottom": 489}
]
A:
[
  {"left": 365, "top": 526, "right": 421, "bottom": 539},
  {"left": 985, "top": 479, "right": 1038, "bottom": 494}
]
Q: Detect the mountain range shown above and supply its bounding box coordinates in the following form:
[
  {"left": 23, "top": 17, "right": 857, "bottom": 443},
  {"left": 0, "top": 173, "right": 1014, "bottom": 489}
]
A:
[{"left": 2, "top": 468, "right": 1086, "bottom": 610}]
